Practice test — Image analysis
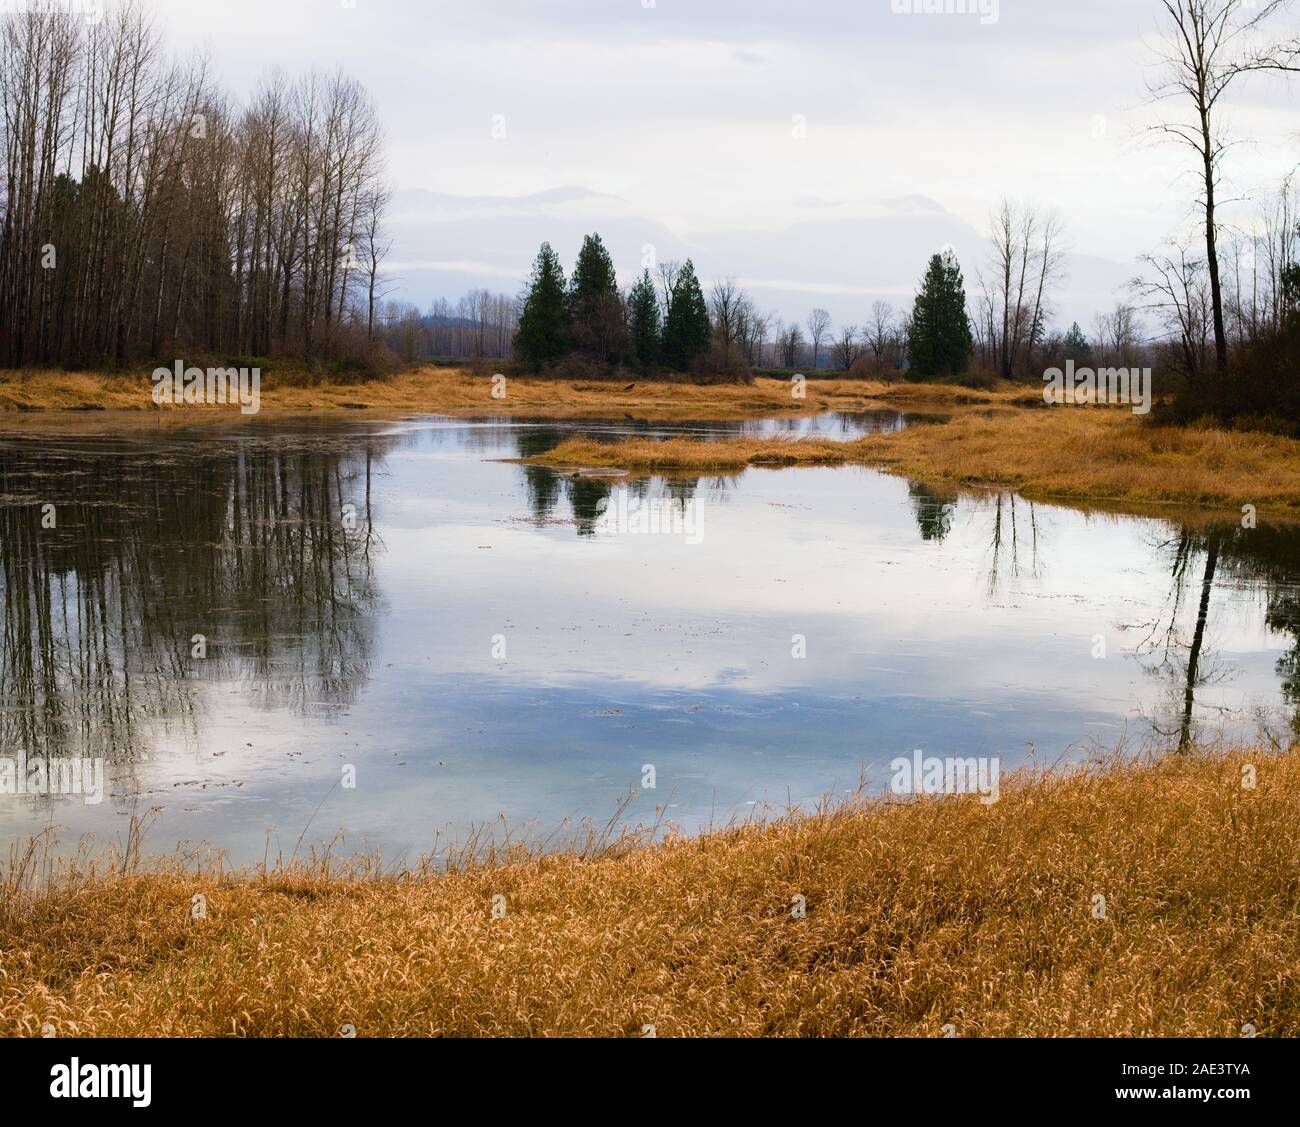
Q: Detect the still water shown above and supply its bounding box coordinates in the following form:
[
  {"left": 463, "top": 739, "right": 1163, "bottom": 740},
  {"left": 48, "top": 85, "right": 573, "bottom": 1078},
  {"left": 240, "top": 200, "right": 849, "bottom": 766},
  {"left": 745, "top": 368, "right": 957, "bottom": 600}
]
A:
[{"left": 0, "top": 413, "right": 1296, "bottom": 863}]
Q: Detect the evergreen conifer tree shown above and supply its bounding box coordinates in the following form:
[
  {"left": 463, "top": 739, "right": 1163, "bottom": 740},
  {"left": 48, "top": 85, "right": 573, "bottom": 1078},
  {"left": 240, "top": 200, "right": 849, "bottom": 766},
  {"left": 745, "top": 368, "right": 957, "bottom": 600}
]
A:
[
  {"left": 628, "top": 269, "right": 661, "bottom": 367},
  {"left": 568, "top": 233, "right": 626, "bottom": 364},
  {"left": 515, "top": 242, "right": 570, "bottom": 371},
  {"left": 908, "top": 250, "right": 972, "bottom": 378},
  {"left": 1062, "top": 321, "right": 1092, "bottom": 360},
  {"left": 662, "top": 260, "right": 711, "bottom": 370}
]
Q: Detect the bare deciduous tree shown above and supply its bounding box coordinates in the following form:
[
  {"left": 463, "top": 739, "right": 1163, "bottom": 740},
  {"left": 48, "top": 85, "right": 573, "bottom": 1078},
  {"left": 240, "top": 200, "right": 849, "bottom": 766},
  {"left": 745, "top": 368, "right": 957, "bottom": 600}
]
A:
[
  {"left": 867, "top": 301, "right": 894, "bottom": 362},
  {"left": 781, "top": 323, "right": 804, "bottom": 368},
  {"left": 709, "top": 277, "right": 749, "bottom": 369},
  {"left": 832, "top": 324, "right": 862, "bottom": 371},
  {"left": 1147, "top": 0, "right": 1300, "bottom": 374},
  {"left": 806, "top": 307, "right": 831, "bottom": 369},
  {"left": 1092, "top": 302, "right": 1145, "bottom": 368},
  {"left": 980, "top": 199, "right": 1068, "bottom": 379},
  {"left": 655, "top": 259, "right": 681, "bottom": 325},
  {"left": 1132, "top": 244, "right": 1214, "bottom": 382}
]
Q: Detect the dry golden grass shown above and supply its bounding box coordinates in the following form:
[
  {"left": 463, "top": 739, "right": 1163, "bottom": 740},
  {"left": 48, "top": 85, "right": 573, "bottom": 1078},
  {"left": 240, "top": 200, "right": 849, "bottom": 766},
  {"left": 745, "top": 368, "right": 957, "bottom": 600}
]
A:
[
  {"left": 2, "top": 747, "right": 1297, "bottom": 1037},
  {"left": 262, "top": 369, "right": 820, "bottom": 417},
  {"left": 533, "top": 410, "right": 1300, "bottom": 515},
  {"left": 861, "top": 409, "right": 1300, "bottom": 514},
  {"left": 528, "top": 435, "right": 858, "bottom": 472},
  {"left": 0, "top": 366, "right": 1038, "bottom": 419},
  {"left": 0, "top": 368, "right": 152, "bottom": 411}
]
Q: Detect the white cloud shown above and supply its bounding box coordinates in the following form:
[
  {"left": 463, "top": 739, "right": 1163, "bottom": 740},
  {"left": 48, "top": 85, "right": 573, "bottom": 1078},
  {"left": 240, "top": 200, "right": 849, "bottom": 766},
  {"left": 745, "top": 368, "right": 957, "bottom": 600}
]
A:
[{"left": 147, "top": 0, "right": 1300, "bottom": 327}]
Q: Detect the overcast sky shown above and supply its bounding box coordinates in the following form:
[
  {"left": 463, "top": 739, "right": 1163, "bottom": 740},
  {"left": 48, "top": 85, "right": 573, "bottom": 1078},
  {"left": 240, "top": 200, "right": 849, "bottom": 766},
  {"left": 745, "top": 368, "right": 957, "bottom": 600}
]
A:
[{"left": 152, "top": 0, "right": 1300, "bottom": 329}]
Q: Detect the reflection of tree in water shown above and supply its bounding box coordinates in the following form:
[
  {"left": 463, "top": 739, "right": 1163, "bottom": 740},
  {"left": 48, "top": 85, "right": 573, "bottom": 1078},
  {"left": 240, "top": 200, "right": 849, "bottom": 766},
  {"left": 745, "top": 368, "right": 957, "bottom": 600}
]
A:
[
  {"left": 982, "top": 493, "right": 1042, "bottom": 595},
  {"left": 831, "top": 410, "right": 907, "bottom": 437},
  {"left": 1275, "top": 600, "right": 1300, "bottom": 735},
  {"left": 512, "top": 427, "right": 569, "bottom": 523},
  {"left": 907, "top": 482, "right": 959, "bottom": 542},
  {"left": 664, "top": 478, "right": 698, "bottom": 505},
  {"left": 902, "top": 484, "right": 1300, "bottom": 747},
  {"left": 1132, "top": 522, "right": 1300, "bottom": 748},
  {"left": 906, "top": 485, "right": 1043, "bottom": 595},
  {"left": 0, "top": 429, "right": 390, "bottom": 771},
  {"left": 511, "top": 426, "right": 721, "bottom": 532},
  {"left": 567, "top": 474, "right": 616, "bottom": 536},
  {"left": 567, "top": 474, "right": 730, "bottom": 537},
  {"left": 514, "top": 457, "right": 734, "bottom": 540},
  {"left": 902, "top": 482, "right": 1300, "bottom": 745},
  {"left": 1223, "top": 524, "right": 1300, "bottom": 744}
]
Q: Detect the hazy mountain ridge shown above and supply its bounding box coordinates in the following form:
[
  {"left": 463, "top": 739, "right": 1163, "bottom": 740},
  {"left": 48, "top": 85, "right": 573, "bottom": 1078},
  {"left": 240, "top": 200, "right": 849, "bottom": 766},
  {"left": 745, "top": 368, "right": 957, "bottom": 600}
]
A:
[{"left": 386, "top": 186, "right": 1134, "bottom": 331}]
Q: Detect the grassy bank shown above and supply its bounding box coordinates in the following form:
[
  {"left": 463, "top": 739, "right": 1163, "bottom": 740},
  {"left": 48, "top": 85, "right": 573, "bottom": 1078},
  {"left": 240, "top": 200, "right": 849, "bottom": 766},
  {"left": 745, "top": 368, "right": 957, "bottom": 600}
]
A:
[
  {"left": 5, "top": 366, "right": 1294, "bottom": 517},
  {"left": 531, "top": 409, "right": 1300, "bottom": 516},
  {"left": 1, "top": 747, "right": 1296, "bottom": 1037},
  {"left": 0, "top": 366, "right": 1038, "bottom": 418}
]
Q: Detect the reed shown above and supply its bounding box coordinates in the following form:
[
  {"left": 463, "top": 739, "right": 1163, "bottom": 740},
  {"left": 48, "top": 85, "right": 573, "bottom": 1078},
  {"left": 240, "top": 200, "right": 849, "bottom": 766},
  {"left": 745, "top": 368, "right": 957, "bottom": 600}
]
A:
[{"left": 2, "top": 747, "right": 1296, "bottom": 1037}]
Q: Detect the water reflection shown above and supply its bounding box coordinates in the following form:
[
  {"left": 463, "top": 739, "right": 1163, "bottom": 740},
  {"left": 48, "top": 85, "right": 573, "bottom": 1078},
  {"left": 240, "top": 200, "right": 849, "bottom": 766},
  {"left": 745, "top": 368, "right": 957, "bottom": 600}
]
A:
[
  {"left": 505, "top": 425, "right": 726, "bottom": 536},
  {"left": 504, "top": 409, "right": 909, "bottom": 445},
  {"left": 907, "top": 482, "right": 959, "bottom": 543},
  {"left": 903, "top": 476, "right": 1300, "bottom": 745},
  {"left": 0, "top": 428, "right": 389, "bottom": 780},
  {"left": 985, "top": 493, "right": 1044, "bottom": 594},
  {"left": 0, "top": 414, "right": 1296, "bottom": 859},
  {"left": 1131, "top": 523, "right": 1300, "bottom": 747}
]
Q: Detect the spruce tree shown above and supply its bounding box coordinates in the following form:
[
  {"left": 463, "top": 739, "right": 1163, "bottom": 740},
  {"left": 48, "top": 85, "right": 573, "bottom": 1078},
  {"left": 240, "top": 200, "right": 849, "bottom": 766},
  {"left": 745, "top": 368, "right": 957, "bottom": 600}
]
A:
[
  {"left": 515, "top": 242, "right": 569, "bottom": 371},
  {"left": 627, "top": 270, "right": 661, "bottom": 367},
  {"left": 568, "top": 233, "right": 626, "bottom": 364},
  {"left": 908, "top": 250, "right": 972, "bottom": 379},
  {"left": 1062, "top": 321, "right": 1092, "bottom": 360},
  {"left": 662, "top": 259, "right": 711, "bottom": 370}
]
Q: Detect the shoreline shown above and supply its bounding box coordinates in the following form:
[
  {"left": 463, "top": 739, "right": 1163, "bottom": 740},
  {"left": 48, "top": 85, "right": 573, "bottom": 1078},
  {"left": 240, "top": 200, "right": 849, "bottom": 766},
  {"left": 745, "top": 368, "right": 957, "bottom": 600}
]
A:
[
  {"left": 3, "top": 366, "right": 1296, "bottom": 518},
  {"left": 2, "top": 746, "right": 1296, "bottom": 1037},
  {"left": 526, "top": 409, "right": 1300, "bottom": 518},
  {"left": 0, "top": 366, "right": 1038, "bottom": 417}
]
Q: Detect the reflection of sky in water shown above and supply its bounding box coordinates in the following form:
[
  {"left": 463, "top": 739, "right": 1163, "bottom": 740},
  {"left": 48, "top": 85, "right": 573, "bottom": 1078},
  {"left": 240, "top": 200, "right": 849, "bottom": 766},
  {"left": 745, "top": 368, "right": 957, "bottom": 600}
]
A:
[{"left": 0, "top": 414, "right": 1296, "bottom": 863}]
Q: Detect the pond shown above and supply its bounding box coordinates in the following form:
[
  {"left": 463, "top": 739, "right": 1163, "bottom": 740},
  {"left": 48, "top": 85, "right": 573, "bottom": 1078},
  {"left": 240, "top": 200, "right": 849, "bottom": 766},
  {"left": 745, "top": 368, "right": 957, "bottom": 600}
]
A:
[{"left": 0, "top": 412, "right": 1296, "bottom": 863}]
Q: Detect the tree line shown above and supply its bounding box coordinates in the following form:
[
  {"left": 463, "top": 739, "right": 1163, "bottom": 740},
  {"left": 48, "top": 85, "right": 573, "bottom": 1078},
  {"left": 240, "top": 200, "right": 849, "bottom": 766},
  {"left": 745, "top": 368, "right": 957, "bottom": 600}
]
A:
[
  {"left": 505, "top": 233, "right": 976, "bottom": 381},
  {"left": 378, "top": 171, "right": 1294, "bottom": 407},
  {"left": 513, "top": 236, "right": 716, "bottom": 374},
  {"left": 0, "top": 2, "right": 391, "bottom": 371}
]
